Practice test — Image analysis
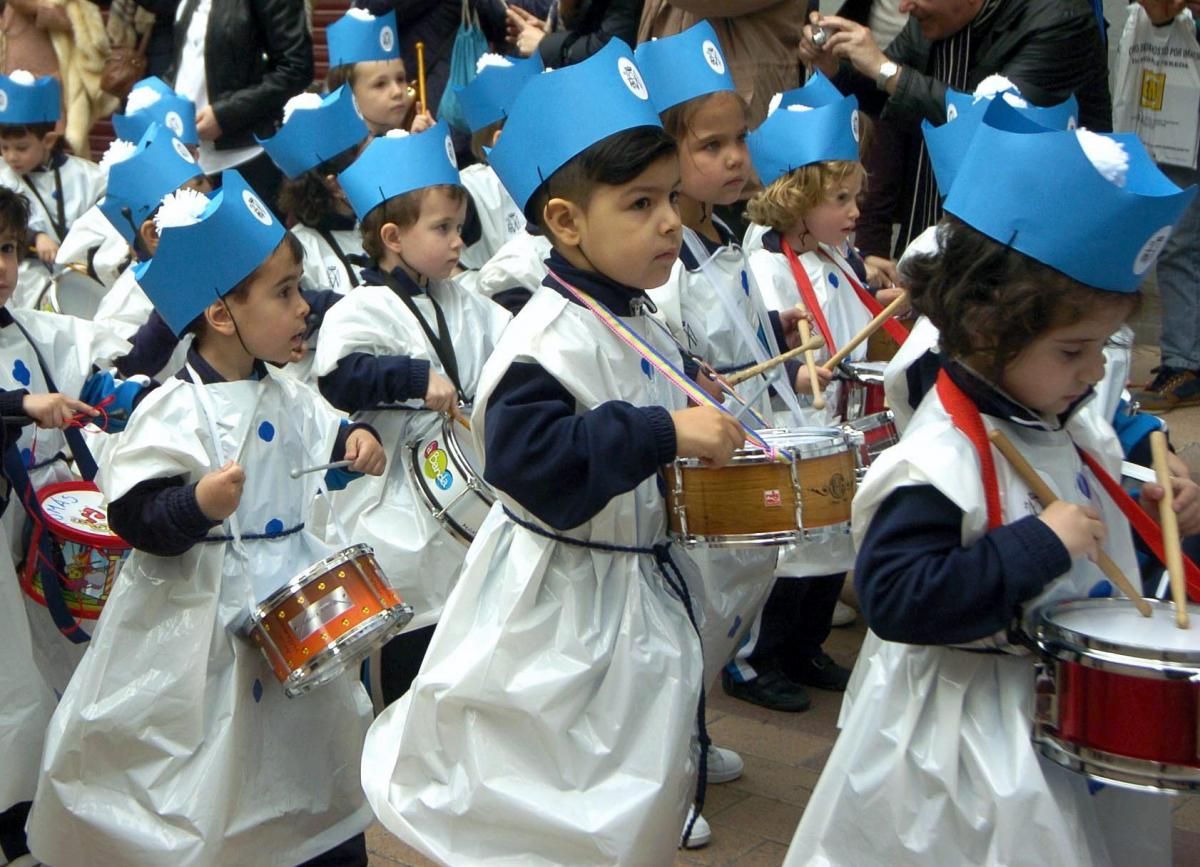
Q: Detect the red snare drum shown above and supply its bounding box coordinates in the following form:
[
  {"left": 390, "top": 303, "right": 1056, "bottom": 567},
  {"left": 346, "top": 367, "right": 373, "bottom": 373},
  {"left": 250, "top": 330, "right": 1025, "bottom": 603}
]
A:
[
  {"left": 242, "top": 544, "right": 413, "bottom": 697},
  {"left": 845, "top": 410, "right": 898, "bottom": 482},
  {"left": 836, "top": 361, "right": 888, "bottom": 422},
  {"left": 1032, "top": 597, "right": 1200, "bottom": 791},
  {"left": 21, "top": 481, "right": 130, "bottom": 619}
]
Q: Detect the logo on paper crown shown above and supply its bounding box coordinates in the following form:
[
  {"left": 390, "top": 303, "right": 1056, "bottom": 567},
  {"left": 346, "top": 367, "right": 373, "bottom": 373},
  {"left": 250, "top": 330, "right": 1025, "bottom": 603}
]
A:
[
  {"left": 444, "top": 134, "right": 457, "bottom": 168},
  {"left": 618, "top": 57, "right": 649, "bottom": 100},
  {"left": 165, "top": 110, "right": 184, "bottom": 136},
  {"left": 171, "top": 137, "right": 195, "bottom": 164},
  {"left": 702, "top": 40, "right": 724, "bottom": 75},
  {"left": 242, "top": 189, "right": 273, "bottom": 226},
  {"left": 1134, "top": 225, "right": 1173, "bottom": 275},
  {"left": 0, "top": 91, "right": 8, "bottom": 113},
  {"left": 380, "top": 25, "right": 395, "bottom": 53}
]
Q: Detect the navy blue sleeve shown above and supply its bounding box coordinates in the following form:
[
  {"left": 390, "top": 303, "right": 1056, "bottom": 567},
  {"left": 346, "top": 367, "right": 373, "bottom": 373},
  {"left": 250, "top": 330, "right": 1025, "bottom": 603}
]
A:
[
  {"left": 0, "top": 388, "right": 28, "bottom": 455},
  {"left": 108, "top": 476, "right": 221, "bottom": 557},
  {"left": 484, "top": 361, "right": 676, "bottom": 531},
  {"left": 855, "top": 484, "right": 1072, "bottom": 644},
  {"left": 491, "top": 287, "right": 533, "bottom": 315},
  {"left": 115, "top": 310, "right": 180, "bottom": 379},
  {"left": 317, "top": 352, "right": 431, "bottom": 414}
]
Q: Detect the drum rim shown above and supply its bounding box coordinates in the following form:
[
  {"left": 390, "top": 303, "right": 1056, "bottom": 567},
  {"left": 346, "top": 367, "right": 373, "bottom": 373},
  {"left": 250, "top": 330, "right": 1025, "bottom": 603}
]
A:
[
  {"left": 844, "top": 410, "right": 896, "bottom": 434},
  {"left": 405, "top": 415, "right": 495, "bottom": 546},
  {"left": 36, "top": 480, "right": 131, "bottom": 550},
  {"left": 672, "top": 428, "right": 854, "bottom": 467},
  {"left": 1034, "top": 730, "right": 1200, "bottom": 793},
  {"left": 1035, "top": 597, "right": 1200, "bottom": 670},
  {"left": 669, "top": 521, "right": 852, "bottom": 548},
  {"left": 246, "top": 543, "right": 376, "bottom": 621},
  {"left": 281, "top": 602, "right": 414, "bottom": 697}
]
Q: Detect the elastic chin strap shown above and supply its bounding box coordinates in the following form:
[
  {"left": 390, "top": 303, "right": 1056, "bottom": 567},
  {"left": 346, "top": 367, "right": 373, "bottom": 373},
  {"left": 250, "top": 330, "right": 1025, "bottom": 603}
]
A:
[
  {"left": 215, "top": 293, "right": 255, "bottom": 363},
  {"left": 397, "top": 252, "right": 429, "bottom": 288}
]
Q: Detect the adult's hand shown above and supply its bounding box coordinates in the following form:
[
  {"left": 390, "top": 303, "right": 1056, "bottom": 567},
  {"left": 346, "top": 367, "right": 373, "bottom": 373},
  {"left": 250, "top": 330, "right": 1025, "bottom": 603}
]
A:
[
  {"left": 816, "top": 14, "right": 891, "bottom": 86},
  {"left": 799, "top": 11, "right": 841, "bottom": 78},
  {"left": 196, "top": 105, "right": 223, "bottom": 142}
]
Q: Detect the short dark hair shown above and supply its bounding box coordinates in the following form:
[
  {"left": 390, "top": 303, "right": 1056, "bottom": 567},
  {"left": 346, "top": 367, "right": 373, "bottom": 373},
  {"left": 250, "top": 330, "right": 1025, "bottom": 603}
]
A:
[
  {"left": 906, "top": 216, "right": 1139, "bottom": 380},
  {"left": 0, "top": 186, "right": 30, "bottom": 241},
  {"left": 186, "top": 231, "right": 305, "bottom": 338},
  {"left": 525, "top": 125, "right": 678, "bottom": 230},
  {"left": 0, "top": 121, "right": 56, "bottom": 140},
  {"left": 277, "top": 144, "right": 361, "bottom": 226},
  {"left": 360, "top": 184, "right": 468, "bottom": 262}
]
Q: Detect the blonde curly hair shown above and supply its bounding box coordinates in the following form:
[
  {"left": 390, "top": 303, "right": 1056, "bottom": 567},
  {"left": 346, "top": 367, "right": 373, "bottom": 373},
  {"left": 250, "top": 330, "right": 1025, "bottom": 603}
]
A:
[{"left": 746, "top": 161, "right": 864, "bottom": 233}]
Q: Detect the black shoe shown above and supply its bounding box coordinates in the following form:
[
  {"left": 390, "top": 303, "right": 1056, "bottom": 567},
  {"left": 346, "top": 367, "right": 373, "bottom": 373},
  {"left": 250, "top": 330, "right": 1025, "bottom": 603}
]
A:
[
  {"left": 721, "top": 668, "right": 811, "bottom": 712},
  {"left": 1132, "top": 365, "right": 1200, "bottom": 413},
  {"left": 788, "top": 651, "right": 852, "bottom": 692}
]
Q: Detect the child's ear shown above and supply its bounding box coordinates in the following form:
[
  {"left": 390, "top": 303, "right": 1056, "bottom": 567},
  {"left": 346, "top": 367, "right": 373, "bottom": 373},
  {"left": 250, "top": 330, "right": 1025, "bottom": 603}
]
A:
[
  {"left": 203, "top": 298, "right": 238, "bottom": 337},
  {"left": 137, "top": 218, "right": 158, "bottom": 257},
  {"left": 323, "top": 173, "right": 346, "bottom": 200},
  {"left": 543, "top": 197, "right": 583, "bottom": 248},
  {"left": 40, "top": 131, "right": 60, "bottom": 151},
  {"left": 379, "top": 221, "right": 404, "bottom": 254}
]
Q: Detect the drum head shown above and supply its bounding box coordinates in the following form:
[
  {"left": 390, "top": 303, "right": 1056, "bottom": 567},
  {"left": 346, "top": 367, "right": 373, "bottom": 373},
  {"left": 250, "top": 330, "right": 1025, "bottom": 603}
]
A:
[
  {"left": 38, "top": 481, "right": 128, "bottom": 549},
  {"left": 47, "top": 267, "right": 106, "bottom": 320},
  {"left": 1040, "top": 598, "right": 1200, "bottom": 661},
  {"left": 761, "top": 427, "right": 849, "bottom": 459}
]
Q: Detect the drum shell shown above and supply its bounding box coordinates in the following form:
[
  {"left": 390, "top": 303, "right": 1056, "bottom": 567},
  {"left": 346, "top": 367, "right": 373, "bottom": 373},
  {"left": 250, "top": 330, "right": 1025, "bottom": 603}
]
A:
[
  {"left": 845, "top": 410, "right": 898, "bottom": 481},
  {"left": 407, "top": 414, "right": 496, "bottom": 545},
  {"left": 837, "top": 362, "right": 888, "bottom": 422}
]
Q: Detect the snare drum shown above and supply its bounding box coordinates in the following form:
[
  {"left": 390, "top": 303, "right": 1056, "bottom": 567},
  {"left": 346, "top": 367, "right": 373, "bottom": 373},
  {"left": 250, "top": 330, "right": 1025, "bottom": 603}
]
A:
[
  {"left": 37, "top": 265, "right": 106, "bottom": 320},
  {"left": 845, "top": 410, "right": 898, "bottom": 481},
  {"left": 1032, "top": 597, "right": 1200, "bottom": 792},
  {"left": 20, "top": 481, "right": 130, "bottom": 619},
  {"left": 242, "top": 543, "right": 413, "bottom": 697},
  {"left": 836, "top": 361, "right": 888, "bottom": 422},
  {"left": 664, "top": 427, "right": 856, "bottom": 547},
  {"left": 407, "top": 415, "right": 495, "bottom": 545}
]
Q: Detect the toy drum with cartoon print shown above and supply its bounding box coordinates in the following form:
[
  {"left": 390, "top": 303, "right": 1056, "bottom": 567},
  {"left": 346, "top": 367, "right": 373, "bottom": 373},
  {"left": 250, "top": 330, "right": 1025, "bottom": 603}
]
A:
[
  {"left": 835, "top": 361, "right": 888, "bottom": 422},
  {"left": 407, "top": 415, "right": 496, "bottom": 544},
  {"left": 844, "top": 410, "right": 899, "bottom": 481},
  {"left": 242, "top": 543, "right": 413, "bottom": 697},
  {"left": 664, "top": 427, "right": 857, "bottom": 547},
  {"left": 21, "top": 481, "right": 130, "bottom": 619},
  {"left": 1031, "top": 597, "right": 1200, "bottom": 791}
]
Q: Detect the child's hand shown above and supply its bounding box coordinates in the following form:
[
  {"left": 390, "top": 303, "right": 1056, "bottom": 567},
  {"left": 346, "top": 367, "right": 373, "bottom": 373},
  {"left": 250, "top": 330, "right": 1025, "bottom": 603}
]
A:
[
  {"left": 694, "top": 365, "right": 725, "bottom": 403},
  {"left": 409, "top": 110, "right": 436, "bottom": 134},
  {"left": 777, "top": 305, "right": 812, "bottom": 349},
  {"left": 1038, "top": 500, "right": 1106, "bottom": 561},
  {"left": 424, "top": 371, "right": 458, "bottom": 414},
  {"left": 671, "top": 405, "right": 744, "bottom": 468},
  {"left": 1140, "top": 476, "right": 1200, "bottom": 537},
  {"left": 34, "top": 232, "right": 58, "bottom": 265},
  {"left": 22, "top": 392, "right": 96, "bottom": 429},
  {"left": 875, "top": 286, "right": 909, "bottom": 312},
  {"left": 864, "top": 255, "right": 899, "bottom": 291},
  {"left": 196, "top": 460, "right": 245, "bottom": 521},
  {"left": 344, "top": 429, "right": 386, "bottom": 476},
  {"left": 793, "top": 363, "right": 833, "bottom": 396}
]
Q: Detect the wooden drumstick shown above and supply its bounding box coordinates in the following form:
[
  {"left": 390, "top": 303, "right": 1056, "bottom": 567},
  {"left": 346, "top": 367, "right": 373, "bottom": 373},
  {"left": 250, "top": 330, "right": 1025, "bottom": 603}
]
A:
[
  {"left": 724, "top": 334, "right": 825, "bottom": 386},
  {"left": 416, "top": 41, "right": 428, "bottom": 115},
  {"left": 819, "top": 292, "right": 908, "bottom": 373},
  {"left": 1150, "top": 431, "right": 1189, "bottom": 628},
  {"left": 449, "top": 405, "right": 471, "bottom": 432},
  {"left": 797, "top": 316, "right": 825, "bottom": 411},
  {"left": 988, "top": 429, "right": 1152, "bottom": 617}
]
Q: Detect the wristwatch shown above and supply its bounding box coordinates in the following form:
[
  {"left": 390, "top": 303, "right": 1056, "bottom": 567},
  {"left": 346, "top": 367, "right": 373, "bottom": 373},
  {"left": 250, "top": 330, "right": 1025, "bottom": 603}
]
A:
[{"left": 876, "top": 60, "right": 900, "bottom": 90}]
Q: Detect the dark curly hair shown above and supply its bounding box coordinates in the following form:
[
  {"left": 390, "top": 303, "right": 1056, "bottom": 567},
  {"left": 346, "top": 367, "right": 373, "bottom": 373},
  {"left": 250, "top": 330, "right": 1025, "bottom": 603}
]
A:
[
  {"left": 905, "top": 216, "right": 1139, "bottom": 380},
  {"left": 0, "top": 186, "right": 30, "bottom": 241},
  {"left": 276, "top": 144, "right": 361, "bottom": 227}
]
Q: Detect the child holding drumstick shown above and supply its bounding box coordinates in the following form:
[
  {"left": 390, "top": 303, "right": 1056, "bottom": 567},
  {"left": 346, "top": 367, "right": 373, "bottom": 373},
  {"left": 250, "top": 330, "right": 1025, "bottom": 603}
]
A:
[
  {"left": 27, "top": 172, "right": 386, "bottom": 867},
  {"left": 786, "top": 117, "right": 1196, "bottom": 867}
]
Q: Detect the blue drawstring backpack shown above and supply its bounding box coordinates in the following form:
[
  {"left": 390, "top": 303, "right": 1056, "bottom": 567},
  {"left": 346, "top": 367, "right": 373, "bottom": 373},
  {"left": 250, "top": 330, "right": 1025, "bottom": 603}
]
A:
[{"left": 437, "top": 0, "right": 489, "bottom": 130}]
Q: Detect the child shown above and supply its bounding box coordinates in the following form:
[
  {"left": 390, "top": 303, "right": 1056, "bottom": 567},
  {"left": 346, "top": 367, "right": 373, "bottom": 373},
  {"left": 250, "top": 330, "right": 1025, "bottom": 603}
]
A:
[
  {"left": 785, "top": 122, "right": 1196, "bottom": 867},
  {"left": 0, "top": 72, "right": 106, "bottom": 308},
  {"left": 359, "top": 41, "right": 746, "bottom": 865},
  {"left": 325, "top": 9, "right": 433, "bottom": 136},
  {"left": 0, "top": 186, "right": 108, "bottom": 867},
  {"left": 27, "top": 171, "right": 387, "bottom": 867},
  {"left": 262, "top": 86, "right": 370, "bottom": 296},
  {"left": 317, "top": 124, "right": 510, "bottom": 703},
  {"left": 454, "top": 53, "right": 541, "bottom": 280}
]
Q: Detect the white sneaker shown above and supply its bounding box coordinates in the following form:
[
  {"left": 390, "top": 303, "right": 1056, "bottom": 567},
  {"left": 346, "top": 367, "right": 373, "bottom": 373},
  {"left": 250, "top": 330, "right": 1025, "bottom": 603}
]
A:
[
  {"left": 7, "top": 856, "right": 41, "bottom": 867},
  {"left": 680, "top": 808, "right": 712, "bottom": 849},
  {"left": 706, "top": 744, "right": 744, "bottom": 784},
  {"left": 832, "top": 600, "right": 857, "bottom": 627}
]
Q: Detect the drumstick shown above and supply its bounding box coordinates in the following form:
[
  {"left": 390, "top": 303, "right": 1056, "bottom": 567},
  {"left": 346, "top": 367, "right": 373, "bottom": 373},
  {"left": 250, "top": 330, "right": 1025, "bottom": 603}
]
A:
[
  {"left": 290, "top": 459, "right": 353, "bottom": 479},
  {"left": 819, "top": 292, "right": 908, "bottom": 373},
  {"left": 449, "top": 405, "right": 471, "bottom": 432},
  {"left": 988, "top": 429, "right": 1152, "bottom": 618},
  {"left": 415, "top": 42, "right": 428, "bottom": 115},
  {"left": 725, "top": 334, "right": 825, "bottom": 386},
  {"left": 1150, "top": 431, "right": 1189, "bottom": 628},
  {"left": 797, "top": 316, "right": 826, "bottom": 411}
]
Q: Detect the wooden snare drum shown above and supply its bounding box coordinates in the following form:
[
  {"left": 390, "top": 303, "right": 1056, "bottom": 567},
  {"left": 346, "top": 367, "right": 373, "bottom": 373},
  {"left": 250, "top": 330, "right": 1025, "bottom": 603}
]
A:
[
  {"left": 1032, "top": 597, "right": 1200, "bottom": 792},
  {"left": 243, "top": 544, "right": 413, "bottom": 697},
  {"left": 664, "top": 428, "right": 856, "bottom": 547}
]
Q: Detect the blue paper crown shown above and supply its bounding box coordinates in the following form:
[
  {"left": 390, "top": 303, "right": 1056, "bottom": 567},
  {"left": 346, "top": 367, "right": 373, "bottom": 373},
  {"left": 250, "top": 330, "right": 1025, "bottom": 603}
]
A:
[
  {"left": 113, "top": 77, "right": 198, "bottom": 146},
  {"left": 943, "top": 125, "right": 1198, "bottom": 293},
  {"left": 455, "top": 55, "right": 543, "bottom": 134},
  {"left": 99, "top": 124, "right": 205, "bottom": 245},
  {"left": 258, "top": 86, "right": 368, "bottom": 178},
  {"left": 776, "top": 70, "right": 844, "bottom": 110},
  {"left": 0, "top": 75, "right": 60, "bottom": 124},
  {"left": 747, "top": 84, "right": 860, "bottom": 186},
  {"left": 338, "top": 122, "right": 461, "bottom": 220},
  {"left": 489, "top": 39, "right": 663, "bottom": 217},
  {"left": 327, "top": 9, "right": 399, "bottom": 67},
  {"left": 635, "top": 21, "right": 735, "bottom": 113},
  {"left": 135, "top": 171, "right": 286, "bottom": 335},
  {"left": 945, "top": 87, "right": 1079, "bottom": 131}
]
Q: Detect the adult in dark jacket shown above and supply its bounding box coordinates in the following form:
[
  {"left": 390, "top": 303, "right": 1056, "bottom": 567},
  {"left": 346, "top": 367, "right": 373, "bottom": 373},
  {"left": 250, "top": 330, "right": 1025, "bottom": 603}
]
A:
[
  {"left": 508, "top": 0, "right": 641, "bottom": 67},
  {"left": 167, "top": 0, "right": 312, "bottom": 211},
  {"left": 805, "top": 0, "right": 1111, "bottom": 259}
]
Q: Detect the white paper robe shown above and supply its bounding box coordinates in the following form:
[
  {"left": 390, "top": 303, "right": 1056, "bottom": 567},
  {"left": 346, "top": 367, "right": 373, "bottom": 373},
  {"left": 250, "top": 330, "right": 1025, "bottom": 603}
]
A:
[
  {"left": 27, "top": 367, "right": 374, "bottom": 867},
  {"left": 785, "top": 388, "right": 1173, "bottom": 867},
  {"left": 473, "top": 229, "right": 552, "bottom": 303},
  {"left": 315, "top": 279, "right": 510, "bottom": 631},
  {"left": 458, "top": 163, "right": 526, "bottom": 271},
  {"left": 293, "top": 223, "right": 365, "bottom": 296},
  {"left": 361, "top": 285, "right": 717, "bottom": 866},
  {"left": 55, "top": 203, "right": 131, "bottom": 290}
]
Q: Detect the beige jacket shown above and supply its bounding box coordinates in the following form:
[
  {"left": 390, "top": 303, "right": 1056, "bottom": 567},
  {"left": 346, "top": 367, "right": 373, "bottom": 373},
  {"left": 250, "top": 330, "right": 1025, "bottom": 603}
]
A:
[{"left": 637, "top": 0, "right": 802, "bottom": 126}]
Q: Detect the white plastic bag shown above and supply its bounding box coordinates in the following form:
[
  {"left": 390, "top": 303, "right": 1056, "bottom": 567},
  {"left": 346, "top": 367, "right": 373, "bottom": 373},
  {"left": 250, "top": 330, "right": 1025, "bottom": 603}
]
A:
[{"left": 1112, "top": 5, "right": 1200, "bottom": 169}]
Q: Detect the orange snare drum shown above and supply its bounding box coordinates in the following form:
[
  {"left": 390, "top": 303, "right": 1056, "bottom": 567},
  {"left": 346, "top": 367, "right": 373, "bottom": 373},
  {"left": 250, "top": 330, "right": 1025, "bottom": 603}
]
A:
[
  {"left": 21, "top": 481, "right": 130, "bottom": 619},
  {"left": 664, "top": 428, "right": 856, "bottom": 547},
  {"left": 242, "top": 544, "right": 413, "bottom": 697}
]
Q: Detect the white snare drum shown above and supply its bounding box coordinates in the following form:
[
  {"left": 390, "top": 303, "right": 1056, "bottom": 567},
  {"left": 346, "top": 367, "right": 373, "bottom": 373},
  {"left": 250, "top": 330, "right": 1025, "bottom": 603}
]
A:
[
  {"left": 1031, "top": 597, "right": 1200, "bottom": 792},
  {"left": 836, "top": 361, "right": 888, "bottom": 422},
  {"left": 407, "top": 415, "right": 495, "bottom": 545},
  {"left": 665, "top": 427, "right": 856, "bottom": 547},
  {"left": 37, "top": 264, "right": 106, "bottom": 320},
  {"left": 845, "top": 410, "right": 898, "bottom": 481}
]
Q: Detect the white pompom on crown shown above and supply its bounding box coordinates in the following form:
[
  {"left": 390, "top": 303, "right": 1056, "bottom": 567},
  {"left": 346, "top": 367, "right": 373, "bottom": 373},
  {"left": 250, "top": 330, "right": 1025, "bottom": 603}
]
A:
[
  {"left": 125, "top": 85, "right": 164, "bottom": 114},
  {"left": 98, "top": 139, "right": 139, "bottom": 175},
  {"left": 346, "top": 7, "right": 375, "bottom": 20},
  {"left": 384, "top": 128, "right": 410, "bottom": 139},
  {"left": 7, "top": 69, "right": 36, "bottom": 86},
  {"left": 282, "top": 92, "right": 324, "bottom": 124},
  {"left": 1076, "top": 128, "right": 1130, "bottom": 188},
  {"left": 476, "top": 53, "right": 513, "bottom": 75},
  {"left": 155, "top": 187, "right": 211, "bottom": 231}
]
